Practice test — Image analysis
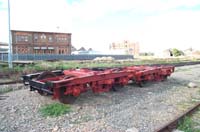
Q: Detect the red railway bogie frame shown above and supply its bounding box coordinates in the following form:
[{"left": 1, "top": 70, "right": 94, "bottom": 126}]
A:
[{"left": 22, "top": 65, "right": 174, "bottom": 103}]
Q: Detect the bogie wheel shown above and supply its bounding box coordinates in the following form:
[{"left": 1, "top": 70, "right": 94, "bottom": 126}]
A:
[
  {"left": 38, "top": 90, "right": 44, "bottom": 95},
  {"left": 163, "top": 75, "right": 168, "bottom": 80},
  {"left": 138, "top": 81, "right": 145, "bottom": 87},
  {"left": 37, "top": 90, "right": 49, "bottom": 96},
  {"left": 59, "top": 87, "right": 77, "bottom": 104},
  {"left": 111, "top": 86, "right": 117, "bottom": 92}
]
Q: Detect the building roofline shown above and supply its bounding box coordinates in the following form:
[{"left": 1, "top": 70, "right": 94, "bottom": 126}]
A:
[{"left": 11, "top": 30, "right": 71, "bottom": 35}]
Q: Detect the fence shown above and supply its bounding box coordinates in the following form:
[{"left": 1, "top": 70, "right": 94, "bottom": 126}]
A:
[{"left": 0, "top": 54, "right": 133, "bottom": 61}]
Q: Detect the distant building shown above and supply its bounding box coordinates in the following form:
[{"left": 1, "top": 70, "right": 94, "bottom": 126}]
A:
[
  {"left": 0, "top": 48, "right": 8, "bottom": 54},
  {"left": 78, "top": 47, "right": 86, "bottom": 51},
  {"left": 88, "top": 48, "right": 93, "bottom": 51},
  {"left": 12, "top": 30, "right": 71, "bottom": 54},
  {"left": 162, "top": 49, "right": 173, "bottom": 57},
  {"left": 0, "top": 42, "right": 8, "bottom": 46},
  {"left": 71, "top": 47, "right": 100, "bottom": 55},
  {"left": 184, "top": 48, "right": 194, "bottom": 56},
  {"left": 0, "top": 42, "right": 8, "bottom": 54},
  {"left": 71, "top": 45, "right": 77, "bottom": 52},
  {"left": 109, "top": 40, "right": 139, "bottom": 55},
  {"left": 184, "top": 48, "right": 200, "bottom": 56}
]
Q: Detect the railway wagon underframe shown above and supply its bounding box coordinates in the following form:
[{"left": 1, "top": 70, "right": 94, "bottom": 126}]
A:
[{"left": 22, "top": 65, "right": 175, "bottom": 103}]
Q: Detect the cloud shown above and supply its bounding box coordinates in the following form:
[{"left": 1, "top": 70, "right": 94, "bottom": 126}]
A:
[
  {"left": 0, "top": 0, "right": 73, "bottom": 42},
  {"left": 9, "top": 0, "right": 72, "bottom": 32},
  {"left": 0, "top": 0, "right": 7, "bottom": 10},
  {"left": 0, "top": 10, "right": 8, "bottom": 42},
  {"left": 1, "top": 0, "right": 200, "bottom": 52},
  {"left": 70, "top": 0, "right": 200, "bottom": 21},
  {"left": 68, "top": 0, "right": 200, "bottom": 51},
  {"left": 140, "top": 9, "right": 200, "bottom": 52}
]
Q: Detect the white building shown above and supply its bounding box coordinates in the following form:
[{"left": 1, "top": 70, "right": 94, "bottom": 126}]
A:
[{"left": 0, "top": 42, "right": 8, "bottom": 53}]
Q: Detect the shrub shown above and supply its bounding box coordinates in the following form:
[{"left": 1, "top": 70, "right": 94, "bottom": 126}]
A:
[
  {"left": 39, "top": 103, "right": 71, "bottom": 117},
  {"left": 172, "top": 48, "right": 184, "bottom": 57}
]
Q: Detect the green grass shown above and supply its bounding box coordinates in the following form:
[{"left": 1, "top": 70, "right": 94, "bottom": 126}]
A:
[
  {"left": 177, "top": 116, "right": 200, "bottom": 132},
  {"left": 176, "top": 88, "right": 200, "bottom": 132},
  {"left": 0, "top": 87, "right": 13, "bottom": 94},
  {"left": 175, "top": 68, "right": 192, "bottom": 72},
  {"left": 178, "top": 116, "right": 193, "bottom": 132},
  {"left": 39, "top": 103, "right": 71, "bottom": 117},
  {"left": 1, "top": 57, "right": 200, "bottom": 76}
]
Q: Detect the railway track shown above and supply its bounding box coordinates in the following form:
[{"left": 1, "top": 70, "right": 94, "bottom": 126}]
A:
[
  {"left": 149, "top": 61, "right": 200, "bottom": 67},
  {"left": 155, "top": 102, "right": 200, "bottom": 132},
  {"left": 0, "top": 80, "right": 22, "bottom": 85},
  {"left": 0, "top": 61, "right": 200, "bottom": 86},
  {"left": 0, "top": 61, "right": 200, "bottom": 131}
]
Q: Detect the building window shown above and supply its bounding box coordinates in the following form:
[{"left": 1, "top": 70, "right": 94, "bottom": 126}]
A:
[
  {"left": 34, "top": 34, "right": 38, "bottom": 42},
  {"left": 16, "top": 36, "right": 20, "bottom": 42},
  {"left": 49, "top": 50, "right": 53, "bottom": 54},
  {"left": 55, "top": 36, "right": 68, "bottom": 43},
  {"left": 48, "top": 36, "right": 53, "bottom": 42},
  {"left": 15, "top": 35, "right": 29, "bottom": 42},
  {"left": 21, "top": 36, "right": 25, "bottom": 41},
  {"left": 57, "top": 38, "right": 60, "bottom": 42},
  {"left": 25, "top": 36, "right": 28, "bottom": 42},
  {"left": 40, "top": 34, "right": 46, "bottom": 42},
  {"left": 41, "top": 34, "right": 46, "bottom": 39},
  {"left": 58, "top": 49, "right": 65, "bottom": 54}
]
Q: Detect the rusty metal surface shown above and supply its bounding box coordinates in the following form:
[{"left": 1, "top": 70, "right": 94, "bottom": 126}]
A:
[
  {"left": 23, "top": 65, "right": 175, "bottom": 103},
  {"left": 155, "top": 102, "right": 200, "bottom": 132},
  {"left": 0, "top": 61, "right": 200, "bottom": 94}
]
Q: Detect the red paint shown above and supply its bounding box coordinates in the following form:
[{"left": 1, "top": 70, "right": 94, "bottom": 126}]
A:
[{"left": 28, "top": 65, "right": 175, "bottom": 103}]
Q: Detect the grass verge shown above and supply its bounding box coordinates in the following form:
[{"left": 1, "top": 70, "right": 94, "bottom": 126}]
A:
[
  {"left": 0, "top": 87, "right": 13, "bottom": 94},
  {"left": 177, "top": 116, "right": 193, "bottom": 132},
  {"left": 39, "top": 103, "right": 71, "bottom": 117},
  {"left": 1, "top": 58, "right": 200, "bottom": 74}
]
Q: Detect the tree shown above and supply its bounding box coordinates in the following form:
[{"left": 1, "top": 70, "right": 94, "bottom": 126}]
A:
[{"left": 171, "top": 48, "right": 184, "bottom": 57}]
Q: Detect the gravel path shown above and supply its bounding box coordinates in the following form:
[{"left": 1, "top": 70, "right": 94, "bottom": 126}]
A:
[{"left": 1, "top": 64, "right": 200, "bottom": 132}]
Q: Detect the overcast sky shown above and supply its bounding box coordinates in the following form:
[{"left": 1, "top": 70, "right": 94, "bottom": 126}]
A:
[{"left": 1, "top": 0, "right": 200, "bottom": 53}]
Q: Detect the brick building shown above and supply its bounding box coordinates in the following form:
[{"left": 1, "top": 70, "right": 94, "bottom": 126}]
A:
[
  {"left": 12, "top": 30, "right": 71, "bottom": 54},
  {"left": 109, "top": 40, "right": 139, "bottom": 55}
]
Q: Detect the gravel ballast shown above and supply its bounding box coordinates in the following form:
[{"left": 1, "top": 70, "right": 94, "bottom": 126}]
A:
[{"left": 1, "top": 64, "right": 200, "bottom": 132}]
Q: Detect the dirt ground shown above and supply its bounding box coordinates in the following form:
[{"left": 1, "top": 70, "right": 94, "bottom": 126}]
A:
[{"left": 1, "top": 64, "right": 200, "bottom": 132}]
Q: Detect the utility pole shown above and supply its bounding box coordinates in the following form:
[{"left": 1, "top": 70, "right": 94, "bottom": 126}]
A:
[{"left": 8, "top": 0, "right": 13, "bottom": 68}]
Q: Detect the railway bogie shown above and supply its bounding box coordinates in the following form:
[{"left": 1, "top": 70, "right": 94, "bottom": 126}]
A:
[{"left": 22, "top": 65, "right": 175, "bottom": 103}]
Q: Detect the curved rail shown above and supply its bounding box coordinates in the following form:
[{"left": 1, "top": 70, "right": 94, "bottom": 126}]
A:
[{"left": 155, "top": 102, "right": 200, "bottom": 132}]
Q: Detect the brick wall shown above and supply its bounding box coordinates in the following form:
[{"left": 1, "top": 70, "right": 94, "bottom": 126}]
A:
[{"left": 12, "top": 30, "right": 71, "bottom": 55}]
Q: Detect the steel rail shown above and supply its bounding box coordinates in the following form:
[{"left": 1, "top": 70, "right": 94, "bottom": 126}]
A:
[
  {"left": 0, "top": 80, "right": 22, "bottom": 85},
  {"left": 155, "top": 102, "right": 200, "bottom": 132}
]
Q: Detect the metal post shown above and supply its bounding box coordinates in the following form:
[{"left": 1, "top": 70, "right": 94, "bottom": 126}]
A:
[{"left": 8, "top": 0, "right": 13, "bottom": 68}]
